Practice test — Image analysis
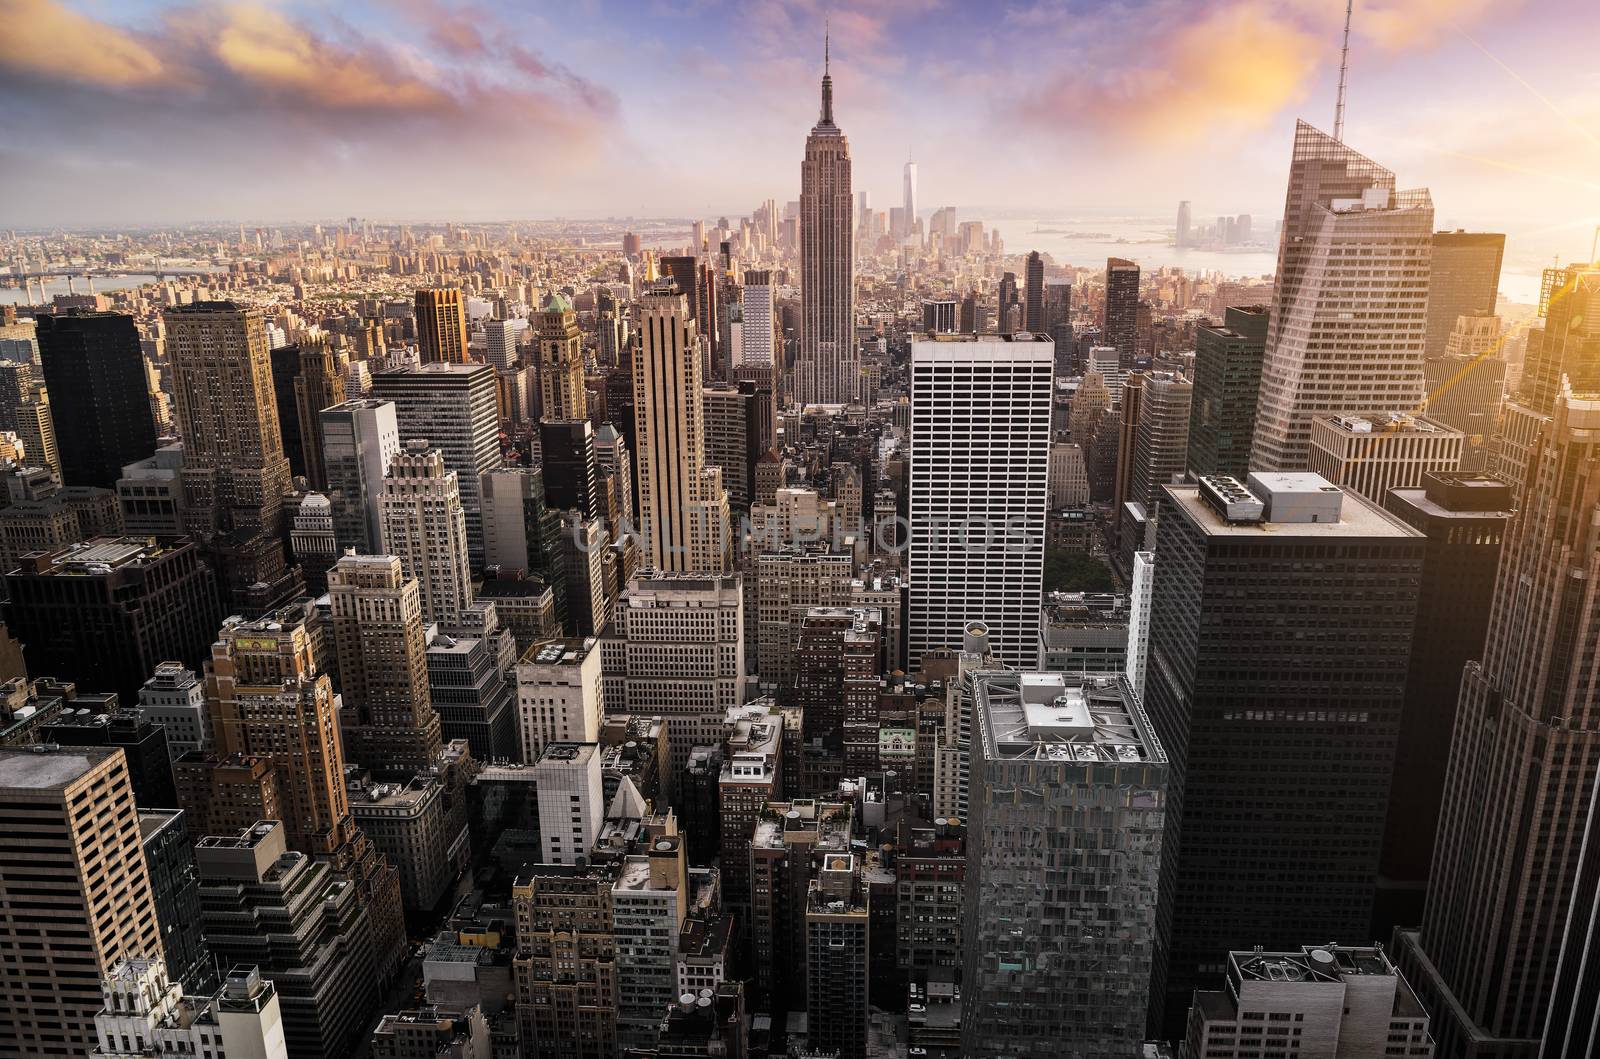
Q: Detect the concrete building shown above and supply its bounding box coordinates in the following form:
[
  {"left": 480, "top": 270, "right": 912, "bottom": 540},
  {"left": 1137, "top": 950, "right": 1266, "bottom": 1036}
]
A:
[
  {"left": 1307, "top": 412, "right": 1464, "bottom": 505},
  {"left": 533, "top": 741, "right": 604, "bottom": 866},
  {"left": 1181, "top": 945, "right": 1433, "bottom": 1059},
  {"left": 1038, "top": 592, "right": 1129, "bottom": 675},
  {"left": 514, "top": 637, "right": 604, "bottom": 763},
  {"left": 116, "top": 443, "right": 187, "bottom": 536},
  {"left": 0, "top": 746, "right": 164, "bottom": 1058},
  {"left": 1126, "top": 551, "right": 1154, "bottom": 700},
  {"left": 320, "top": 398, "right": 401, "bottom": 554},
  {"left": 1252, "top": 123, "right": 1433, "bottom": 470},
  {"left": 381, "top": 441, "right": 474, "bottom": 628},
  {"left": 512, "top": 864, "right": 618, "bottom": 1059},
  {"left": 536, "top": 292, "right": 588, "bottom": 421},
  {"left": 614, "top": 823, "right": 692, "bottom": 1049},
  {"left": 909, "top": 334, "right": 1052, "bottom": 669},
  {"left": 961, "top": 672, "right": 1167, "bottom": 1059},
  {"left": 805, "top": 853, "right": 872, "bottom": 1059},
  {"left": 633, "top": 285, "right": 731, "bottom": 573},
  {"left": 425, "top": 607, "right": 518, "bottom": 761},
  {"left": 347, "top": 771, "right": 461, "bottom": 911},
  {"left": 604, "top": 573, "right": 746, "bottom": 774},
  {"left": 370, "top": 1006, "right": 491, "bottom": 1059},
  {"left": 370, "top": 362, "right": 500, "bottom": 569},
  {"left": 415, "top": 287, "right": 470, "bottom": 365},
  {"left": 1049, "top": 441, "right": 1090, "bottom": 509},
  {"left": 1145, "top": 472, "right": 1423, "bottom": 1032},
  {"left": 194, "top": 821, "right": 377, "bottom": 1059},
  {"left": 92, "top": 959, "right": 289, "bottom": 1059}
]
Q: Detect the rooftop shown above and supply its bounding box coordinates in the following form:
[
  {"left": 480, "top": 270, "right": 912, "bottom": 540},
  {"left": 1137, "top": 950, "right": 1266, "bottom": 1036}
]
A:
[
  {"left": 1171, "top": 473, "right": 1419, "bottom": 539},
  {"left": 974, "top": 671, "right": 1166, "bottom": 767},
  {"left": 0, "top": 745, "right": 106, "bottom": 790}
]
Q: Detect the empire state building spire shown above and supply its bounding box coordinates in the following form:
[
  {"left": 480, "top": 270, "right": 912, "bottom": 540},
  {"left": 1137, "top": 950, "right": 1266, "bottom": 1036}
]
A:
[{"left": 820, "top": 26, "right": 834, "bottom": 126}]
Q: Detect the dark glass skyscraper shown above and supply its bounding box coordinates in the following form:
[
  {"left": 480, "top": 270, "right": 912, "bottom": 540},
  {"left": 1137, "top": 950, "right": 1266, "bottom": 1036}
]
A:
[
  {"left": 1425, "top": 230, "right": 1504, "bottom": 358},
  {"left": 1023, "top": 250, "right": 1045, "bottom": 333},
  {"left": 1104, "top": 257, "right": 1140, "bottom": 369},
  {"left": 36, "top": 311, "right": 157, "bottom": 489},
  {"left": 1186, "top": 306, "right": 1268, "bottom": 480},
  {"left": 1145, "top": 472, "right": 1422, "bottom": 1033}
]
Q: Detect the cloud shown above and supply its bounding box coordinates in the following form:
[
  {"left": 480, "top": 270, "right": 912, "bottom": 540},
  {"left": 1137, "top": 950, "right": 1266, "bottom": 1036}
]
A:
[
  {"left": 0, "top": 0, "right": 166, "bottom": 87},
  {"left": 1018, "top": 1, "right": 1320, "bottom": 143}
]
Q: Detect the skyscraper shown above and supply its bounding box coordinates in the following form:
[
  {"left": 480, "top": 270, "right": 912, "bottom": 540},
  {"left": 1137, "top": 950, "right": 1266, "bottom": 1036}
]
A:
[
  {"left": 738, "top": 269, "right": 777, "bottom": 369},
  {"left": 1023, "top": 250, "right": 1045, "bottom": 333},
  {"left": 370, "top": 362, "right": 500, "bottom": 568},
  {"left": 0, "top": 746, "right": 163, "bottom": 1058},
  {"left": 294, "top": 341, "right": 345, "bottom": 490},
  {"left": 1121, "top": 370, "right": 1192, "bottom": 563},
  {"left": 908, "top": 334, "right": 1052, "bottom": 669},
  {"left": 1424, "top": 230, "right": 1505, "bottom": 358},
  {"left": 1176, "top": 200, "right": 1192, "bottom": 248},
  {"left": 902, "top": 157, "right": 918, "bottom": 240},
  {"left": 35, "top": 311, "right": 156, "bottom": 489},
  {"left": 1145, "top": 472, "right": 1423, "bottom": 1031},
  {"left": 380, "top": 441, "right": 473, "bottom": 628},
  {"left": 632, "top": 285, "right": 731, "bottom": 573},
  {"left": 997, "top": 271, "right": 1019, "bottom": 333},
  {"left": 319, "top": 397, "right": 401, "bottom": 554},
  {"left": 329, "top": 552, "right": 442, "bottom": 771},
  {"left": 166, "top": 301, "right": 292, "bottom": 536},
  {"left": 797, "top": 37, "right": 857, "bottom": 405},
  {"left": 961, "top": 671, "right": 1166, "bottom": 1058},
  {"left": 1394, "top": 383, "right": 1600, "bottom": 1057},
  {"left": 1186, "top": 305, "right": 1268, "bottom": 480},
  {"left": 414, "top": 287, "right": 469, "bottom": 365},
  {"left": 1251, "top": 122, "right": 1434, "bottom": 470},
  {"left": 536, "top": 291, "right": 587, "bottom": 420},
  {"left": 1104, "top": 258, "right": 1141, "bottom": 369}
]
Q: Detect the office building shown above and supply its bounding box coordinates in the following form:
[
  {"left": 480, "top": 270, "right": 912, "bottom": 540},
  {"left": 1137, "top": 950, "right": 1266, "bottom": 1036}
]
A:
[
  {"left": 370, "top": 362, "right": 500, "bottom": 569},
  {"left": 539, "top": 417, "right": 601, "bottom": 519},
  {"left": 805, "top": 854, "right": 871, "bottom": 1059},
  {"left": 320, "top": 398, "right": 401, "bottom": 554},
  {"left": 1518, "top": 263, "right": 1600, "bottom": 419},
  {"left": 1176, "top": 200, "right": 1192, "bottom": 247},
  {"left": 0, "top": 746, "right": 163, "bottom": 1058},
  {"left": 1122, "top": 370, "right": 1192, "bottom": 558},
  {"left": 754, "top": 545, "right": 854, "bottom": 687},
  {"left": 703, "top": 382, "right": 763, "bottom": 511},
  {"left": 370, "top": 1007, "right": 490, "bottom": 1058},
  {"left": 512, "top": 864, "right": 618, "bottom": 1059},
  {"left": 92, "top": 959, "right": 289, "bottom": 1059},
  {"left": 1307, "top": 412, "right": 1464, "bottom": 505},
  {"left": 534, "top": 741, "right": 604, "bottom": 865},
  {"left": 294, "top": 343, "right": 345, "bottom": 490},
  {"left": 739, "top": 270, "right": 778, "bottom": 368},
  {"left": 38, "top": 706, "right": 177, "bottom": 809},
  {"left": 1423, "top": 335, "right": 1505, "bottom": 473},
  {"left": 922, "top": 297, "right": 957, "bottom": 334},
  {"left": 1372, "top": 473, "right": 1511, "bottom": 935},
  {"left": 797, "top": 41, "right": 857, "bottom": 405},
  {"left": 35, "top": 311, "right": 157, "bottom": 489},
  {"left": 613, "top": 821, "right": 693, "bottom": 1049},
  {"left": 537, "top": 291, "right": 588, "bottom": 420},
  {"left": 480, "top": 467, "right": 567, "bottom": 621},
  {"left": 346, "top": 771, "right": 462, "bottom": 911},
  {"left": 1145, "top": 472, "right": 1423, "bottom": 1030},
  {"left": 515, "top": 636, "right": 603, "bottom": 763},
  {"left": 961, "top": 671, "right": 1167, "bottom": 1058},
  {"left": 1104, "top": 258, "right": 1140, "bottom": 369},
  {"left": 195, "top": 821, "right": 377, "bottom": 1059},
  {"left": 116, "top": 443, "right": 187, "bottom": 536},
  {"left": 1037, "top": 592, "right": 1129, "bottom": 675},
  {"left": 139, "top": 662, "right": 210, "bottom": 759},
  {"left": 4, "top": 537, "right": 220, "bottom": 703},
  {"left": 605, "top": 572, "right": 745, "bottom": 773},
  {"left": 328, "top": 552, "right": 443, "bottom": 771},
  {"left": 1252, "top": 123, "right": 1433, "bottom": 470},
  {"left": 633, "top": 286, "right": 731, "bottom": 573},
  {"left": 1181, "top": 945, "right": 1434, "bottom": 1059},
  {"left": 908, "top": 334, "right": 1052, "bottom": 669},
  {"left": 137, "top": 808, "right": 213, "bottom": 993},
  {"left": 381, "top": 441, "right": 474, "bottom": 628},
  {"left": 717, "top": 701, "right": 783, "bottom": 914},
  {"left": 997, "top": 271, "right": 1019, "bottom": 332},
  {"left": 1187, "top": 306, "right": 1269, "bottom": 480},
  {"left": 1024, "top": 250, "right": 1045, "bottom": 333},
  {"left": 1127, "top": 551, "right": 1154, "bottom": 699},
  {"left": 896, "top": 822, "right": 965, "bottom": 981},
  {"left": 415, "top": 287, "right": 470, "bottom": 365},
  {"left": 1394, "top": 383, "right": 1600, "bottom": 1057},
  {"left": 748, "top": 799, "right": 854, "bottom": 1014},
  {"left": 165, "top": 302, "right": 292, "bottom": 536},
  {"left": 1049, "top": 441, "right": 1090, "bottom": 508},
  {"left": 1425, "top": 231, "right": 1504, "bottom": 358},
  {"left": 425, "top": 607, "right": 518, "bottom": 760}
]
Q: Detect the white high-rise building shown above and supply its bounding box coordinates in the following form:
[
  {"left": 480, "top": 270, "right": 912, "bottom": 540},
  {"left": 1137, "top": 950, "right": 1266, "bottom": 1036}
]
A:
[
  {"left": 738, "top": 270, "right": 777, "bottom": 369},
  {"left": 515, "top": 637, "right": 604, "bottom": 763},
  {"left": 483, "top": 317, "right": 528, "bottom": 371},
  {"left": 533, "top": 741, "right": 604, "bottom": 865},
  {"left": 1251, "top": 121, "right": 1434, "bottom": 470},
  {"left": 797, "top": 40, "right": 857, "bottom": 405},
  {"left": 908, "top": 334, "right": 1053, "bottom": 669},
  {"left": 902, "top": 158, "right": 918, "bottom": 240},
  {"left": 138, "top": 662, "right": 210, "bottom": 760},
  {"left": 1127, "top": 551, "right": 1154, "bottom": 699},
  {"left": 381, "top": 440, "right": 473, "bottom": 628},
  {"left": 633, "top": 285, "right": 730, "bottom": 574}
]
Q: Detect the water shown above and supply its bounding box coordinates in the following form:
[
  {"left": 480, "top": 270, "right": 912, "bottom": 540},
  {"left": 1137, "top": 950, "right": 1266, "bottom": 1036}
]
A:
[
  {"left": 987, "top": 215, "right": 1278, "bottom": 280},
  {"left": 0, "top": 274, "right": 166, "bottom": 305}
]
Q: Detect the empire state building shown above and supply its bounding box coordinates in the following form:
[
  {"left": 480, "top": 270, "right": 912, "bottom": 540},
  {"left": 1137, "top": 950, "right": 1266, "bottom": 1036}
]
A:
[{"left": 798, "top": 36, "right": 857, "bottom": 405}]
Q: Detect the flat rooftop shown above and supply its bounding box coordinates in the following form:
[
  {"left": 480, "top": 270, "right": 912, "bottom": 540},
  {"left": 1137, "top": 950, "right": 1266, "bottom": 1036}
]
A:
[
  {"left": 975, "top": 671, "right": 1166, "bottom": 766},
  {"left": 0, "top": 745, "right": 106, "bottom": 790},
  {"left": 1166, "top": 480, "right": 1420, "bottom": 539}
]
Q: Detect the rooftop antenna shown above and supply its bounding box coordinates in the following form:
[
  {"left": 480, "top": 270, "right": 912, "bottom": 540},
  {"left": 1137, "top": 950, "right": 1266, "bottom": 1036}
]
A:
[{"left": 1333, "top": 0, "right": 1353, "bottom": 141}]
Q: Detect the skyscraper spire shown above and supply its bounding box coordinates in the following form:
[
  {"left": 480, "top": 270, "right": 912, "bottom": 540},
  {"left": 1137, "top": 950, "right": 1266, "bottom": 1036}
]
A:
[
  {"left": 1334, "top": 0, "right": 1353, "bottom": 141},
  {"left": 820, "top": 22, "right": 834, "bottom": 126}
]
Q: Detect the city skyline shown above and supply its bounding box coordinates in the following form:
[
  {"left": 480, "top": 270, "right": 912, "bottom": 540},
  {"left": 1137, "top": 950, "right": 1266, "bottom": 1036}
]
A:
[{"left": 1, "top": 0, "right": 1596, "bottom": 252}]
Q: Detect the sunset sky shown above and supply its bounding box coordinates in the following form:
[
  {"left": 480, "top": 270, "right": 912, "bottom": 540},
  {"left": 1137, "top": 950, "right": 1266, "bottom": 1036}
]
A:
[{"left": 2, "top": 0, "right": 1597, "bottom": 262}]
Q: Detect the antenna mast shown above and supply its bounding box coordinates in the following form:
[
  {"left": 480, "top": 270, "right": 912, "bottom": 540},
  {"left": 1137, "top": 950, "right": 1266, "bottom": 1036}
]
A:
[{"left": 1334, "top": 0, "right": 1353, "bottom": 141}]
